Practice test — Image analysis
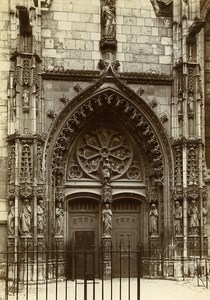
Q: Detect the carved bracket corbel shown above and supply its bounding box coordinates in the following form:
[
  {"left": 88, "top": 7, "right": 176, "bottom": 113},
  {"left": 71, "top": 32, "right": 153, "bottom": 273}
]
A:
[
  {"left": 188, "top": 18, "right": 206, "bottom": 38},
  {"left": 74, "top": 83, "right": 83, "bottom": 93},
  {"left": 47, "top": 109, "right": 58, "bottom": 119}
]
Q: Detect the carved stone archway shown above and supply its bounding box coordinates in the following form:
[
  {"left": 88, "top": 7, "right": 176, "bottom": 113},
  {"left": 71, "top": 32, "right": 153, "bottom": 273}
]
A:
[{"left": 44, "top": 62, "right": 173, "bottom": 253}]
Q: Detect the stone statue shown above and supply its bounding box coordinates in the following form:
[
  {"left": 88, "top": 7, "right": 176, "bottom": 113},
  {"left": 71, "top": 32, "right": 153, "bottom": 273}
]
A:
[
  {"left": 37, "top": 199, "right": 45, "bottom": 235},
  {"left": 23, "top": 89, "right": 29, "bottom": 107},
  {"left": 55, "top": 202, "right": 64, "bottom": 236},
  {"left": 102, "top": 203, "right": 112, "bottom": 237},
  {"left": 102, "top": 158, "right": 111, "bottom": 184},
  {"left": 8, "top": 200, "right": 15, "bottom": 236},
  {"left": 203, "top": 201, "right": 208, "bottom": 235},
  {"left": 149, "top": 203, "right": 158, "bottom": 235},
  {"left": 188, "top": 200, "right": 200, "bottom": 235},
  {"left": 19, "top": 199, "right": 32, "bottom": 236},
  {"left": 102, "top": 0, "right": 116, "bottom": 38},
  {"left": 174, "top": 200, "right": 183, "bottom": 235}
]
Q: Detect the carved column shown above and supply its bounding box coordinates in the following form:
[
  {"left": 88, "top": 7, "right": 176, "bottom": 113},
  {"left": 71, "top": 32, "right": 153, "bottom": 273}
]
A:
[{"left": 172, "top": 1, "right": 207, "bottom": 272}]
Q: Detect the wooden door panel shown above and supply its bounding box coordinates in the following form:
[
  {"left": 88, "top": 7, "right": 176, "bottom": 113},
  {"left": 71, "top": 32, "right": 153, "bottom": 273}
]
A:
[{"left": 112, "top": 213, "right": 139, "bottom": 277}]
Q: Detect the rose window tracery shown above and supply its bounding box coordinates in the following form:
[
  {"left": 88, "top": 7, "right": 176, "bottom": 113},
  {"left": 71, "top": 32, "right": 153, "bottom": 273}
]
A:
[{"left": 76, "top": 127, "right": 133, "bottom": 180}]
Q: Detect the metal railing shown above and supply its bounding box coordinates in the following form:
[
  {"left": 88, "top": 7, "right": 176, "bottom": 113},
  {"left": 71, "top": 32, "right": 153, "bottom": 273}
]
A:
[{"left": 1, "top": 245, "right": 210, "bottom": 300}]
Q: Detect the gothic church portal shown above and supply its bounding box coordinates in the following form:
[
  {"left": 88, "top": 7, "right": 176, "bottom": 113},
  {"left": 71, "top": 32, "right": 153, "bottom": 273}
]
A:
[{"left": 0, "top": 0, "right": 210, "bottom": 279}]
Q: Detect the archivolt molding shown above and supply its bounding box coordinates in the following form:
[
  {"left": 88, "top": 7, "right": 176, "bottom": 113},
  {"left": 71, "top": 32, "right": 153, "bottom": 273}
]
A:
[
  {"left": 43, "top": 63, "right": 173, "bottom": 187},
  {"left": 44, "top": 62, "right": 173, "bottom": 188},
  {"left": 50, "top": 100, "right": 171, "bottom": 189},
  {"left": 201, "top": 0, "right": 210, "bottom": 18},
  {"left": 46, "top": 62, "right": 172, "bottom": 162}
]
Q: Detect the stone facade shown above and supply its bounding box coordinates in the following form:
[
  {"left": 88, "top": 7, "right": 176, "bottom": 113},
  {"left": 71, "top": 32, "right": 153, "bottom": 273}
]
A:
[{"left": 0, "top": 0, "right": 210, "bottom": 277}]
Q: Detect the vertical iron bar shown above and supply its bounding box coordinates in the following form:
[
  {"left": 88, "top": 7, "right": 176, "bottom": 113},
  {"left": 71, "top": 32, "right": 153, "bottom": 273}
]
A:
[
  {"left": 45, "top": 246, "right": 48, "bottom": 300},
  {"left": 16, "top": 245, "right": 19, "bottom": 300},
  {"left": 36, "top": 244, "right": 38, "bottom": 300},
  {"left": 128, "top": 242, "right": 131, "bottom": 300},
  {"left": 75, "top": 251, "right": 77, "bottom": 300},
  {"left": 55, "top": 244, "right": 58, "bottom": 300},
  {"left": 111, "top": 242, "right": 113, "bottom": 300},
  {"left": 182, "top": 254, "right": 185, "bottom": 281},
  {"left": 84, "top": 250, "right": 87, "bottom": 300},
  {"left": 119, "top": 241, "right": 122, "bottom": 300},
  {"left": 205, "top": 258, "right": 208, "bottom": 289},
  {"left": 102, "top": 244, "right": 104, "bottom": 300},
  {"left": 196, "top": 258, "right": 199, "bottom": 286},
  {"left": 65, "top": 245, "right": 68, "bottom": 300},
  {"left": 93, "top": 250, "right": 95, "bottom": 300},
  {"left": 137, "top": 244, "right": 140, "bottom": 300},
  {"left": 5, "top": 245, "right": 9, "bottom": 300},
  {"left": 26, "top": 241, "right": 29, "bottom": 300}
]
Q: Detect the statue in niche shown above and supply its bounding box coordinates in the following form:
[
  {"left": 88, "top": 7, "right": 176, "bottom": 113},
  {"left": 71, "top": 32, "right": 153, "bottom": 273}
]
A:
[
  {"left": 102, "top": 0, "right": 116, "bottom": 38},
  {"left": 187, "top": 93, "right": 194, "bottom": 113},
  {"left": 149, "top": 203, "right": 158, "bottom": 235},
  {"left": 202, "top": 201, "right": 208, "bottom": 235},
  {"left": 19, "top": 199, "right": 32, "bottom": 236},
  {"left": 55, "top": 202, "right": 64, "bottom": 236},
  {"left": 188, "top": 200, "right": 200, "bottom": 235},
  {"left": 174, "top": 200, "right": 183, "bottom": 235},
  {"left": 102, "top": 158, "right": 111, "bottom": 184},
  {"left": 37, "top": 199, "right": 45, "bottom": 236},
  {"left": 23, "top": 89, "right": 29, "bottom": 108},
  {"left": 8, "top": 200, "right": 15, "bottom": 236},
  {"left": 102, "top": 203, "right": 112, "bottom": 237}
]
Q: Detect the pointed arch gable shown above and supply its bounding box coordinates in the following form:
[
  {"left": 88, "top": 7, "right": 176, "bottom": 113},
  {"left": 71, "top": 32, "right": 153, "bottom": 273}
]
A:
[
  {"left": 47, "top": 86, "right": 173, "bottom": 187},
  {"left": 43, "top": 63, "right": 174, "bottom": 249}
]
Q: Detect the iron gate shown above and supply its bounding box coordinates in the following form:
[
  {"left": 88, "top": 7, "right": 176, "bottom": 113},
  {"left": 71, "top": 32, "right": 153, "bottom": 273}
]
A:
[
  {"left": 3, "top": 245, "right": 210, "bottom": 299},
  {"left": 4, "top": 244, "right": 141, "bottom": 300}
]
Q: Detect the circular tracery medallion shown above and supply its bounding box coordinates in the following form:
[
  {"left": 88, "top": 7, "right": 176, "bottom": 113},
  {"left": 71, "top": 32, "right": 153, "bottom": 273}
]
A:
[{"left": 76, "top": 127, "right": 133, "bottom": 180}]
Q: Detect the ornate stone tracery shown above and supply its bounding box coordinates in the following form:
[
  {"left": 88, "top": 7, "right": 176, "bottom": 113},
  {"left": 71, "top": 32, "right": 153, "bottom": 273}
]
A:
[
  {"left": 51, "top": 89, "right": 166, "bottom": 187},
  {"left": 76, "top": 127, "right": 133, "bottom": 180}
]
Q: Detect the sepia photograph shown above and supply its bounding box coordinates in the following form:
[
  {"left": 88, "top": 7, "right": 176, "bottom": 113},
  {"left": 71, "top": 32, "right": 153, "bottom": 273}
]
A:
[{"left": 0, "top": 0, "right": 210, "bottom": 299}]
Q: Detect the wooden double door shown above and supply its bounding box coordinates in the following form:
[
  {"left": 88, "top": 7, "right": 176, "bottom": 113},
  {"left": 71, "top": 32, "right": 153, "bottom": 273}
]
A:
[{"left": 68, "top": 199, "right": 141, "bottom": 278}]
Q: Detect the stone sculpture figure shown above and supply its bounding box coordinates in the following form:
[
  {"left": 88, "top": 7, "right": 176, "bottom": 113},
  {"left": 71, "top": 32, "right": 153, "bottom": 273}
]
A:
[
  {"left": 55, "top": 202, "right": 64, "bottom": 236},
  {"left": 102, "top": 0, "right": 116, "bottom": 38},
  {"left": 102, "top": 158, "right": 111, "bottom": 184},
  {"left": 102, "top": 203, "right": 112, "bottom": 237},
  {"left": 19, "top": 199, "right": 32, "bottom": 236},
  {"left": 149, "top": 203, "right": 158, "bottom": 235},
  {"left": 23, "top": 89, "right": 29, "bottom": 107},
  {"left": 37, "top": 199, "right": 45, "bottom": 235},
  {"left": 8, "top": 200, "right": 15, "bottom": 236},
  {"left": 203, "top": 201, "right": 208, "bottom": 235},
  {"left": 174, "top": 200, "right": 183, "bottom": 235},
  {"left": 188, "top": 200, "right": 199, "bottom": 235}
]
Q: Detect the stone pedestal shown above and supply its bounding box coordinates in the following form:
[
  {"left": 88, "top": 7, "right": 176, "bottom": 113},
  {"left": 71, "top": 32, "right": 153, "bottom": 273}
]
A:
[{"left": 101, "top": 236, "right": 112, "bottom": 279}]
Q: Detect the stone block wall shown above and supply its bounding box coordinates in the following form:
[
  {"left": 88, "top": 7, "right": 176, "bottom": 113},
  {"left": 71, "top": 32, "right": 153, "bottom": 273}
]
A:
[
  {"left": 42, "top": 0, "right": 173, "bottom": 74},
  {"left": 0, "top": 2, "right": 10, "bottom": 251}
]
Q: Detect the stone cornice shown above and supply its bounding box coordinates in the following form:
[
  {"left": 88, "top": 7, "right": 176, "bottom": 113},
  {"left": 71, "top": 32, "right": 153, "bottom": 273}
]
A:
[
  {"left": 10, "top": 51, "right": 42, "bottom": 63},
  {"left": 171, "top": 137, "right": 204, "bottom": 147},
  {"left": 42, "top": 69, "right": 173, "bottom": 85},
  {"left": 7, "top": 132, "right": 45, "bottom": 143}
]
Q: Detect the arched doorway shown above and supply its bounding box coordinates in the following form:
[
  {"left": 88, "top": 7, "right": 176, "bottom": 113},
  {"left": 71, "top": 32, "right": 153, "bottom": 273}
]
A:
[
  {"left": 64, "top": 111, "right": 151, "bottom": 277},
  {"left": 45, "top": 79, "right": 173, "bottom": 278},
  {"left": 67, "top": 197, "right": 100, "bottom": 278}
]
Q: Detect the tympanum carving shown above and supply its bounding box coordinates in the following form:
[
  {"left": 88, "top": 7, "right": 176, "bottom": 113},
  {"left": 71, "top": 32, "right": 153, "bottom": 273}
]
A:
[{"left": 76, "top": 127, "right": 133, "bottom": 180}]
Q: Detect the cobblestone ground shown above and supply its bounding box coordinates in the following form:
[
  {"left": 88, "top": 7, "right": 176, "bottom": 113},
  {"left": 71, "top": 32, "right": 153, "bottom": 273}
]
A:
[{"left": 1, "top": 278, "right": 210, "bottom": 300}]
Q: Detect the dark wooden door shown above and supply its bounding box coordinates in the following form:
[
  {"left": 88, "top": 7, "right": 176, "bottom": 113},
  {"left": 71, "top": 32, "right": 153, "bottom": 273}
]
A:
[
  {"left": 112, "top": 200, "right": 140, "bottom": 277},
  {"left": 68, "top": 199, "right": 99, "bottom": 279},
  {"left": 74, "top": 231, "right": 95, "bottom": 279}
]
